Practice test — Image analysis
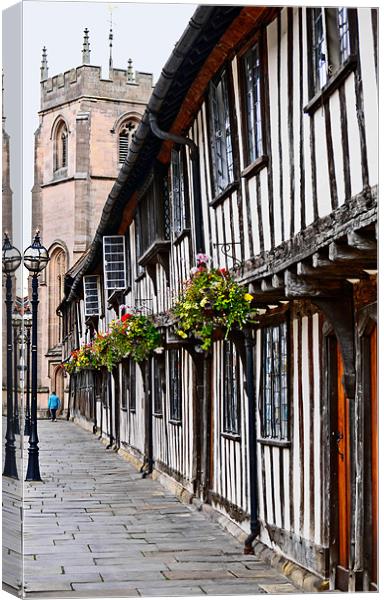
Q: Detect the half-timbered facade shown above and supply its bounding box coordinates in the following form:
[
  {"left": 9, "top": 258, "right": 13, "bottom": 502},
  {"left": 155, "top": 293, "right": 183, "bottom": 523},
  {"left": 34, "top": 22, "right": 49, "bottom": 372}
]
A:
[{"left": 59, "top": 6, "right": 378, "bottom": 592}]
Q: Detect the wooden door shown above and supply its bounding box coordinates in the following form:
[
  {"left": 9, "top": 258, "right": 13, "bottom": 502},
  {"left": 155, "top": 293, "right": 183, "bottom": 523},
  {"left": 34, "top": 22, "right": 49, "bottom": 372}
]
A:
[
  {"left": 329, "top": 338, "right": 351, "bottom": 591},
  {"left": 335, "top": 346, "right": 351, "bottom": 588},
  {"left": 369, "top": 325, "right": 377, "bottom": 589}
]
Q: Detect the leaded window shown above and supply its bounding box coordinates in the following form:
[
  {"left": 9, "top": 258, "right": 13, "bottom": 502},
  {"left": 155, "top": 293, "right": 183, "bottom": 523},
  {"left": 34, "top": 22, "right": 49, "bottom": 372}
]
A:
[
  {"left": 103, "top": 235, "right": 127, "bottom": 291},
  {"left": 209, "top": 70, "right": 234, "bottom": 196},
  {"left": 171, "top": 148, "right": 189, "bottom": 236},
  {"left": 153, "top": 357, "right": 164, "bottom": 416},
  {"left": 122, "top": 360, "right": 136, "bottom": 412},
  {"left": 223, "top": 340, "right": 241, "bottom": 435},
  {"left": 243, "top": 41, "right": 263, "bottom": 164},
  {"left": 83, "top": 275, "right": 101, "bottom": 317},
  {"left": 169, "top": 349, "right": 182, "bottom": 422},
  {"left": 261, "top": 322, "right": 289, "bottom": 440},
  {"left": 309, "top": 7, "right": 352, "bottom": 94}
]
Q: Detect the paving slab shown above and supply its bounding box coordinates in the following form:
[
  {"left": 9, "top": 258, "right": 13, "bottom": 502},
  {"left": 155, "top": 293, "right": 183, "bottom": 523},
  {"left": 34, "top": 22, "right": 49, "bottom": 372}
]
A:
[{"left": 2, "top": 419, "right": 301, "bottom": 597}]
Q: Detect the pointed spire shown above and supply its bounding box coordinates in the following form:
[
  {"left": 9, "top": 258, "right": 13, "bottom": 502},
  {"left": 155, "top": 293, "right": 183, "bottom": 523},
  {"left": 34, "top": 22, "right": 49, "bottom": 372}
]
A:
[
  {"left": 2, "top": 69, "right": 5, "bottom": 125},
  {"left": 82, "top": 28, "right": 91, "bottom": 64},
  {"left": 108, "top": 13, "right": 113, "bottom": 76},
  {"left": 127, "top": 58, "right": 135, "bottom": 83},
  {"left": 40, "top": 46, "right": 48, "bottom": 81}
]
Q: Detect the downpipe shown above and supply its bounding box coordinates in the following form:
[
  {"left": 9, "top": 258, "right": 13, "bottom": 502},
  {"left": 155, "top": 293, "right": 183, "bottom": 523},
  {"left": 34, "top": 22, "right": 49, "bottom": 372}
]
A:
[{"left": 244, "top": 327, "right": 260, "bottom": 554}]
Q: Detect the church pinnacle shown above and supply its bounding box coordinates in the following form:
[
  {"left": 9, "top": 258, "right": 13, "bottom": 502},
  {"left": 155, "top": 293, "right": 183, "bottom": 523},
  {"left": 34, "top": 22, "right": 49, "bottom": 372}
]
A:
[
  {"left": 82, "top": 28, "right": 91, "bottom": 65},
  {"left": 127, "top": 58, "right": 135, "bottom": 83},
  {"left": 40, "top": 46, "right": 48, "bottom": 81}
]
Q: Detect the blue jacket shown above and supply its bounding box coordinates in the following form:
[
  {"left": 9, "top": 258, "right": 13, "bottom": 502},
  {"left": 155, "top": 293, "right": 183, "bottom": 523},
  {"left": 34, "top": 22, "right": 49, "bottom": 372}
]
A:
[{"left": 48, "top": 394, "right": 60, "bottom": 409}]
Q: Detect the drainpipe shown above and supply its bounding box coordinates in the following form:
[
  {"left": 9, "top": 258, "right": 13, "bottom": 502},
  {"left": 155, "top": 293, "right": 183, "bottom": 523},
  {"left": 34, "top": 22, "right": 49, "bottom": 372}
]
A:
[
  {"left": 106, "top": 371, "right": 114, "bottom": 449},
  {"left": 244, "top": 327, "right": 260, "bottom": 554},
  {"left": 141, "top": 361, "right": 153, "bottom": 478},
  {"left": 148, "top": 112, "right": 205, "bottom": 254}
]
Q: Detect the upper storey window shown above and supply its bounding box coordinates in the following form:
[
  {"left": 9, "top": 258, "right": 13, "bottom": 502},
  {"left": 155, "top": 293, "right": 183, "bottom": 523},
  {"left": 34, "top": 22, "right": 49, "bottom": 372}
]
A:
[
  {"left": 119, "top": 120, "right": 138, "bottom": 164},
  {"left": 242, "top": 41, "right": 264, "bottom": 164},
  {"left": 309, "top": 7, "right": 353, "bottom": 95},
  {"left": 171, "top": 147, "right": 190, "bottom": 237},
  {"left": 208, "top": 70, "right": 234, "bottom": 196},
  {"left": 54, "top": 121, "right": 68, "bottom": 171}
]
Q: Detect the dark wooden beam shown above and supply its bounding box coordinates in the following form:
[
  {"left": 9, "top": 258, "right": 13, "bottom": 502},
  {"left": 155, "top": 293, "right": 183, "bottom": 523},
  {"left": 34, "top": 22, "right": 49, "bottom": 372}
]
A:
[
  {"left": 284, "top": 270, "right": 344, "bottom": 298},
  {"left": 347, "top": 230, "right": 377, "bottom": 252},
  {"left": 297, "top": 260, "right": 368, "bottom": 280},
  {"left": 329, "top": 241, "right": 377, "bottom": 263}
]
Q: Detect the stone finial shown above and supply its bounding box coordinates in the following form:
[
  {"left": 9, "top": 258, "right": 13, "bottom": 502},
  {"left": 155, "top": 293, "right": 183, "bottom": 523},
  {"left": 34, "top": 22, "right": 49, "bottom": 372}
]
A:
[
  {"left": 40, "top": 46, "right": 48, "bottom": 81},
  {"left": 82, "top": 28, "right": 91, "bottom": 64},
  {"left": 127, "top": 58, "right": 135, "bottom": 83}
]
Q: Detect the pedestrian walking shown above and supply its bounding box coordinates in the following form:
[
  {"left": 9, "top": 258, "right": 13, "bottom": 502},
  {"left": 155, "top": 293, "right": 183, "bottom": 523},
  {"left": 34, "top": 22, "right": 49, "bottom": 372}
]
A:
[{"left": 48, "top": 391, "right": 60, "bottom": 422}]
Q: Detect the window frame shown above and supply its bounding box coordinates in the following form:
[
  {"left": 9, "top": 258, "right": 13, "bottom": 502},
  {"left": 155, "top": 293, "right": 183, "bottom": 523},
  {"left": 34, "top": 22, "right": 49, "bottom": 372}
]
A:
[
  {"left": 102, "top": 235, "right": 127, "bottom": 293},
  {"left": 305, "top": 7, "right": 358, "bottom": 114},
  {"left": 207, "top": 65, "right": 239, "bottom": 203},
  {"left": 153, "top": 355, "right": 164, "bottom": 417},
  {"left": 170, "top": 146, "right": 190, "bottom": 240},
  {"left": 238, "top": 30, "right": 269, "bottom": 173},
  {"left": 83, "top": 275, "right": 102, "bottom": 317},
  {"left": 260, "top": 318, "right": 290, "bottom": 444},
  {"left": 121, "top": 359, "right": 136, "bottom": 413},
  {"left": 54, "top": 120, "right": 69, "bottom": 174},
  {"left": 168, "top": 349, "right": 182, "bottom": 423},
  {"left": 222, "top": 340, "right": 241, "bottom": 438}
]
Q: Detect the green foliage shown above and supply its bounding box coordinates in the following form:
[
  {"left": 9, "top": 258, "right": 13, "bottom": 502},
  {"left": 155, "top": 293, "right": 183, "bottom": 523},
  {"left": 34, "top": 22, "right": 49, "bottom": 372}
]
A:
[
  {"left": 62, "top": 313, "right": 161, "bottom": 374},
  {"left": 172, "top": 266, "right": 255, "bottom": 350}
]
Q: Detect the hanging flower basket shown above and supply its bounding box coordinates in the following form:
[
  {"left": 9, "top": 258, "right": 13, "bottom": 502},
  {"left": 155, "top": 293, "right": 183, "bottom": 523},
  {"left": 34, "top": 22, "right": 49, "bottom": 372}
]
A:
[
  {"left": 172, "top": 258, "right": 256, "bottom": 351},
  {"left": 62, "top": 313, "right": 162, "bottom": 374}
]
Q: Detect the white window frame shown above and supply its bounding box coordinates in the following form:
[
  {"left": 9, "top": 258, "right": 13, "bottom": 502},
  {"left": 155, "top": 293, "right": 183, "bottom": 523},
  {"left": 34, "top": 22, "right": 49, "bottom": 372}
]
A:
[
  {"left": 103, "top": 235, "right": 127, "bottom": 292},
  {"left": 83, "top": 275, "right": 102, "bottom": 317}
]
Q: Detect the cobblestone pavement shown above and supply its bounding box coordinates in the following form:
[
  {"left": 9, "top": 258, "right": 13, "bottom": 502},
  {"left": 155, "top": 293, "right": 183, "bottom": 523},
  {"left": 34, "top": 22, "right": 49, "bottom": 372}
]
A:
[{"left": 5, "top": 420, "right": 300, "bottom": 597}]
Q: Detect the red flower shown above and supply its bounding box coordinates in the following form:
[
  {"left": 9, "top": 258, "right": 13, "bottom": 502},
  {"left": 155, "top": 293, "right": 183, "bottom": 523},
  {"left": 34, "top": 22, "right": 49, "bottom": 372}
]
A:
[
  {"left": 219, "top": 267, "right": 228, "bottom": 275},
  {"left": 121, "top": 313, "right": 132, "bottom": 322}
]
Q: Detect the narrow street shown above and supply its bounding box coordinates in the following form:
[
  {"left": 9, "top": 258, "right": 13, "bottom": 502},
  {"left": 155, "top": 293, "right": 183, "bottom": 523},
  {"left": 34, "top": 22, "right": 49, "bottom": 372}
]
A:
[{"left": 16, "top": 420, "right": 299, "bottom": 597}]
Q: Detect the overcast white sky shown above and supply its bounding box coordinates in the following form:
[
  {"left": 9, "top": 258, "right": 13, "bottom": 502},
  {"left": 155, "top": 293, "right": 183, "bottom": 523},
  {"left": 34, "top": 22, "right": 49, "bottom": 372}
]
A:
[{"left": 2, "top": 0, "right": 196, "bottom": 253}]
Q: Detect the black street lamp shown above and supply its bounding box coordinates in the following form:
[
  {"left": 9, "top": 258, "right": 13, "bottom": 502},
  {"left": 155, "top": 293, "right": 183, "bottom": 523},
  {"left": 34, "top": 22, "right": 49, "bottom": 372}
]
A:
[
  {"left": 2, "top": 233, "right": 22, "bottom": 479},
  {"left": 12, "top": 309, "right": 22, "bottom": 435},
  {"left": 24, "top": 230, "right": 50, "bottom": 482},
  {"left": 24, "top": 310, "right": 32, "bottom": 436}
]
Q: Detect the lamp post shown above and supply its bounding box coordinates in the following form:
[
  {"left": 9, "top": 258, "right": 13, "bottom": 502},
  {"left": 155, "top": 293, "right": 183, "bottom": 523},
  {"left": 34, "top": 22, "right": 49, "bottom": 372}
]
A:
[
  {"left": 2, "top": 233, "right": 22, "bottom": 479},
  {"left": 24, "top": 310, "right": 32, "bottom": 436},
  {"left": 12, "top": 309, "right": 22, "bottom": 435},
  {"left": 24, "top": 231, "right": 49, "bottom": 482}
]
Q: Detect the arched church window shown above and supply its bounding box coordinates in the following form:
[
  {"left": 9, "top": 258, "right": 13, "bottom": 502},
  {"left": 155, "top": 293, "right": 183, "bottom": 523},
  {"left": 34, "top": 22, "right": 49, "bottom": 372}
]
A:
[
  {"left": 118, "top": 120, "right": 138, "bottom": 164},
  {"left": 48, "top": 247, "right": 67, "bottom": 349},
  {"left": 55, "top": 121, "right": 68, "bottom": 171}
]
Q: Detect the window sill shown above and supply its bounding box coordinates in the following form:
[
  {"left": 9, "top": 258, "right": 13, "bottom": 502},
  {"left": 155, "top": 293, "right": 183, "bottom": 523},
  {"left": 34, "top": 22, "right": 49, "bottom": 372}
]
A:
[
  {"left": 221, "top": 432, "right": 241, "bottom": 442},
  {"left": 153, "top": 412, "right": 163, "bottom": 419},
  {"left": 138, "top": 240, "right": 171, "bottom": 268},
  {"left": 135, "top": 271, "right": 146, "bottom": 283},
  {"left": 209, "top": 180, "right": 239, "bottom": 208},
  {"left": 169, "top": 419, "right": 182, "bottom": 426},
  {"left": 129, "top": 408, "right": 136, "bottom": 414},
  {"left": 173, "top": 228, "right": 191, "bottom": 246},
  {"left": 257, "top": 437, "right": 291, "bottom": 448},
  {"left": 304, "top": 55, "right": 358, "bottom": 116},
  {"left": 241, "top": 155, "right": 268, "bottom": 179}
]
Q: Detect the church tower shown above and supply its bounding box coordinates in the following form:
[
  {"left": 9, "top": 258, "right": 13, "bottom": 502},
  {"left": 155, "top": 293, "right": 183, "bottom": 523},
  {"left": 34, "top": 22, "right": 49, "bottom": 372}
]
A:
[{"left": 32, "top": 30, "right": 153, "bottom": 413}]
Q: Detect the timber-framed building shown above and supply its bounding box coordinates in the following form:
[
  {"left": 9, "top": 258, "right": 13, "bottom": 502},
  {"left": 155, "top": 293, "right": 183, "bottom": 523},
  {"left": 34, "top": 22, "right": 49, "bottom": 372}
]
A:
[{"left": 59, "top": 6, "right": 378, "bottom": 592}]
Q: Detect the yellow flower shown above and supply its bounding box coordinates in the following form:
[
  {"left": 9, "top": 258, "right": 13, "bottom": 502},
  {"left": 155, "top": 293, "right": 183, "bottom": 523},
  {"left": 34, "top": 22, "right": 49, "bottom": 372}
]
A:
[
  {"left": 176, "top": 330, "right": 188, "bottom": 339},
  {"left": 200, "top": 297, "right": 209, "bottom": 307},
  {"left": 244, "top": 293, "right": 253, "bottom": 302}
]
